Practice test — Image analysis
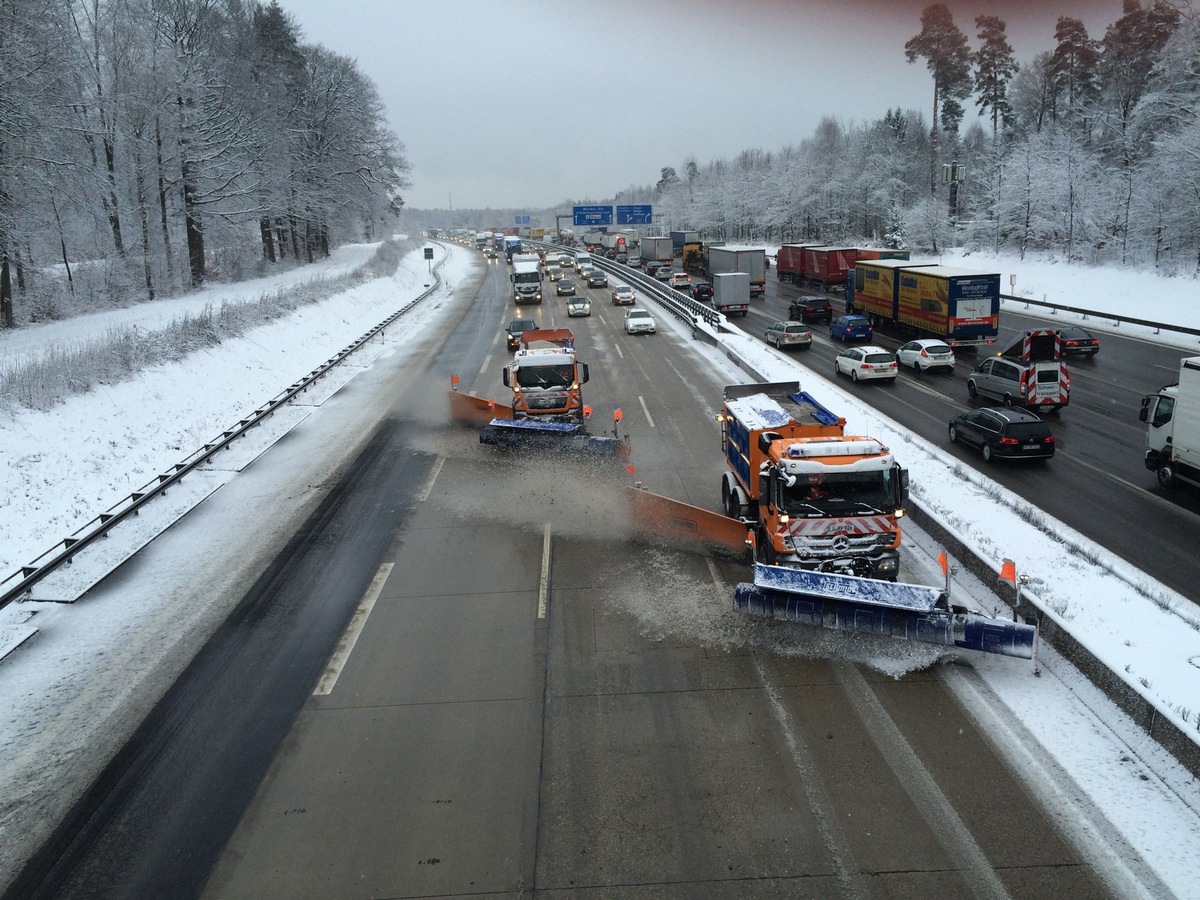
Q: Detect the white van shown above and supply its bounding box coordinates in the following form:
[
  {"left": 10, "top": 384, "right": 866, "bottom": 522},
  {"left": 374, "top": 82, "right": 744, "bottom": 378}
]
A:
[{"left": 573, "top": 251, "right": 592, "bottom": 273}]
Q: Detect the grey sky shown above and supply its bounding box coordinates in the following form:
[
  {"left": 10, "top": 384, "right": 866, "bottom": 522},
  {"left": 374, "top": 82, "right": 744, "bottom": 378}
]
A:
[{"left": 277, "top": 0, "right": 1124, "bottom": 211}]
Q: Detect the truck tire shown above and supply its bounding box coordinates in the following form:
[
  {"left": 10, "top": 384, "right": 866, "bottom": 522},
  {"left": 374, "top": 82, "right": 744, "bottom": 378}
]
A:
[
  {"left": 722, "top": 480, "right": 742, "bottom": 519},
  {"left": 757, "top": 525, "right": 777, "bottom": 565},
  {"left": 1157, "top": 463, "right": 1175, "bottom": 489}
]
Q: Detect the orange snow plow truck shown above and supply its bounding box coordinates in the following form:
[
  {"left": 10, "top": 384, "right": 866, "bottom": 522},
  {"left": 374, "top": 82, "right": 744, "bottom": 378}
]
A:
[
  {"left": 627, "top": 381, "right": 1038, "bottom": 659},
  {"left": 630, "top": 381, "right": 905, "bottom": 578},
  {"left": 449, "top": 328, "right": 628, "bottom": 457}
]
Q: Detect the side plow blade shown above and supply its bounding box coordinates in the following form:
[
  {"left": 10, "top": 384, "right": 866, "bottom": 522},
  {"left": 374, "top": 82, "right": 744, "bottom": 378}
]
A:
[
  {"left": 480, "top": 418, "right": 628, "bottom": 458},
  {"left": 734, "top": 564, "right": 1036, "bottom": 659},
  {"left": 625, "top": 486, "right": 752, "bottom": 559},
  {"left": 448, "top": 389, "right": 513, "bottom": 425}
]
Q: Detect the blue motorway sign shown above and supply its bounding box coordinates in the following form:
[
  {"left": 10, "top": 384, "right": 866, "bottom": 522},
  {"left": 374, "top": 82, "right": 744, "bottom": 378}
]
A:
[
  {"left": 515, "top": 215, "right": 530, "bottom": 225},
  {"left": 573, "top": 205, "right": 613, "bottom": 227},
  {"left": 616, "top": 204, "right": 652, "bottom": 225}
]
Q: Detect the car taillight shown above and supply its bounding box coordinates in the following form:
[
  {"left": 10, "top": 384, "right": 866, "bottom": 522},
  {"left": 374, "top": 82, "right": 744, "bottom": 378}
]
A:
[
  {"left": 999, "top": 436, "right": 1019, "bottom": 445},
  {"left": 920, "top": 349, "right": 929, "bottom": 357},
  {"left": 1044, "top": 435, "right": 1055, "bottom": 443}
]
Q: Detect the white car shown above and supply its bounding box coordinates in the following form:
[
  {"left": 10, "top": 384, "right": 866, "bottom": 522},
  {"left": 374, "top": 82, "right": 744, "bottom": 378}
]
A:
[
  {"left": 834, "top": 346, "right": 898, "bottom": 383},
  {"left": 896, "top": 338, "right": 956, "bottom": 374},
  {"left": 567, "top": 296, "right": 591, "bottom": 317},
  {"left": 669, "top": 272, "right": 692, "bottom": 290},
  {"left": 624, "top": 308, "right": 657, "bottom": 334}
]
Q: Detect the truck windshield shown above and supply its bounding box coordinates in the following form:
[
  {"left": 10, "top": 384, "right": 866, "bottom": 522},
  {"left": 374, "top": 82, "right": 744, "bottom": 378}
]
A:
[
  {"left": 516, "top": 365, "right": 575, "bottom": 390},
  {"left": 514, "top": 271, "right": 541, "bottom": 285},
  {"left": 780, "top": 470, "right": 894, "bottom": 515}
]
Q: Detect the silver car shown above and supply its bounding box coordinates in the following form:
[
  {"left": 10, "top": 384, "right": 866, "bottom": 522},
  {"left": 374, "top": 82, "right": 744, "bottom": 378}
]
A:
[{"left": 765, "top": 321, "right": 813, "bottom": 351}]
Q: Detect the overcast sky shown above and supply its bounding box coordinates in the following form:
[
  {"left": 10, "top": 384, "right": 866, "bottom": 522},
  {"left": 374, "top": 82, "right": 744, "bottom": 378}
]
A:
[{"left": 277, "top": 0, "right": 1126, "bottom": 212}]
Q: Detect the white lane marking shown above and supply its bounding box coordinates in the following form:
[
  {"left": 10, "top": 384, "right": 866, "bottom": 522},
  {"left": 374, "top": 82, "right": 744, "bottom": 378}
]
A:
[
  {"left": 417, "top": 455, "right": 445, "bottom": 503},
  {"left": 538, "top": 523, "right": 552, "bottom": 619},
  {"left": 638, "top": 395, "right": 655, "bottom": 428},
  {"left": 479, "top": 352, "right": 492, "bottom": 376},
  {"left": 314, "top": 562, "right": 393, "bottom": 696},
  {"left": 834, "top": 662, "right": 1011, "bottom": 900},
  {"left": 613, "top": 342, "right": 624, "bottom": 359}
]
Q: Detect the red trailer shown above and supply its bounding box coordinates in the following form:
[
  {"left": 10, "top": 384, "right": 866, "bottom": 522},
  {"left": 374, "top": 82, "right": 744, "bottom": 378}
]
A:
[
  {"left": 803, "top": 246, "right": 858, "bottom": 291},
  {"left": 776, "top": 243, "right": 820, "bottom": 284}
]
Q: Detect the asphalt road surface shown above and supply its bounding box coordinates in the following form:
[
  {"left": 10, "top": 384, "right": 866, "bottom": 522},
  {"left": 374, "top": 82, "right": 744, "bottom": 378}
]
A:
[{"left": 8, "top": 253, "right": 1129, "bottom": 899}]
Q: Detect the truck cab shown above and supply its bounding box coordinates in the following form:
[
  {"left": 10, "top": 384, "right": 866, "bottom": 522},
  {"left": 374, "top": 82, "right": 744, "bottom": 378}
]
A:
[{"left": 1141, "top": 356, "right": 1200, "bottom": 489}]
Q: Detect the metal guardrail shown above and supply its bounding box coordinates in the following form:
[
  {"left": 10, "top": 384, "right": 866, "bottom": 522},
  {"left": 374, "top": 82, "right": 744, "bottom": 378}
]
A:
[
  {"left": 0, "top": 247, "right": 448, "bottom": 611},
  {"left": 1002, "top": 293, "right": 1200, "bottom": 341}
]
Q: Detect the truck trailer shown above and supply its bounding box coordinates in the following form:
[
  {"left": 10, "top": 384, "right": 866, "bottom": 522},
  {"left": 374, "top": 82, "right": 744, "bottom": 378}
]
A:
[
  {"left": 776, "top": 244, "right": 821, "bottom": 284},
  {"left": 707, "top": 247, "right": 766, "bottom": 296},
  {"left": 846, "top": 262, "right": 1000, "bottom": 347},
  {"left": 710, "top": 272, "right": 750, "bottom": 317},
  {"left": 1141, "top": 357, "right": 1200, "bottom": 490},
  {"left": 670, "top": 230, "right": 700, "bottom": 256},
  {"left": 802, "top": 247, "right": 858, "bottom": 291},
  {"left": 641, "top": 236, "right": 673, "bottom": 264}
]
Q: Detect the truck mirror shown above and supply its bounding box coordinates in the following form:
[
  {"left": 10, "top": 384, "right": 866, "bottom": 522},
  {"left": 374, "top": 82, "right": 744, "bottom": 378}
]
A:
[
  {"left": 502, "top": 369, "right": 510, "bottom": 388},
  {"left": 1138, "top": 404, "right": 1148, "bottom": 423},
  {"left": 758, "top": 431, "right": 781, "bottom": 454},
  {"left": 579, "top": 363, "right": 589, "bottom": 384}
]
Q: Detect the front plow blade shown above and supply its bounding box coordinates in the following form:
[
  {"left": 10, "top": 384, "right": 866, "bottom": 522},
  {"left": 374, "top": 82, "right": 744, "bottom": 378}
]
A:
[
  {"left": 734, "top": 564, "right": 1036, "bottom": 659},
  {"left": 449, "top": 389, "right": 513, "bottom": 425},
  {"left": 480, "top": 418, "right": 628, "bottom": 458},
  {"left": 625, "top": 486, "right": 752, "bottom": 559}
]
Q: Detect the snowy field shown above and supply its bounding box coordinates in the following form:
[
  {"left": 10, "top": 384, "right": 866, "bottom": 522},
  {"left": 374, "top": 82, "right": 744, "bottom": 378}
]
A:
[{"left": 0, "top": 239, "right": 1198, "bottom": 895}]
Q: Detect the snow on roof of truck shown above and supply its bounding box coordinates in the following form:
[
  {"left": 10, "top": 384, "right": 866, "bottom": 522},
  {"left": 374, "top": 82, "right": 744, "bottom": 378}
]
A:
[
  {"left": 900, "top": 265, "right": 999, "bottom": 279},
  {"left": 725, "top": 392, "right": 792, "bottom": 430}
]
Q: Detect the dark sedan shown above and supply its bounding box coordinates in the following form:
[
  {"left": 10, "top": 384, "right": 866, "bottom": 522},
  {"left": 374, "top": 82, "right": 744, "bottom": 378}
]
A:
[
  {"left": 1059, "top": 325, "right": 1100, "bottom": 357},
  {"left": 948, "top": 407, "right": 1055, "bottom": 462},
  {"left": 556, "top": 278, "right": 577, "bottom": 296}
]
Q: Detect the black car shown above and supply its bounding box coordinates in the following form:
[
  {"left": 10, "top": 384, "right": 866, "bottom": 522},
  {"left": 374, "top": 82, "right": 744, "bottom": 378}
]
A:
[
  {"left": 506, "top": 317, "right": 537, "bottom": 350},
  {"left": 788, "top": 297, "right": 834, "bottom": 324},
  {"left": 948, "top": 408, "right": 1055, "bottom": 462},
  {"left": 1059, "top": 325, "right": 1100, "bottom": 357},
  {"left": 692, "top": 282, "right": 713, "bottom": 302},
  {"left": 585, "top": 269, "right": 608, "bottom": 287},
  {"left": 556, "top": 278, "right": 576, "bottom": 296}
]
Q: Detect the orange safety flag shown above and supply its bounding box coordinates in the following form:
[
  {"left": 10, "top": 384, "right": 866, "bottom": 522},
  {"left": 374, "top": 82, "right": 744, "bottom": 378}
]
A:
[
  {"left": 998, "top": 558, "right": 1017, "bottom": 587},
  {"left": 937, "top": 550, "right": 948, "bottom": 576},
  {"left": 613, "top": 408, "right": 623, "bottom": 422},
  {"left": 583, "top": 405, "right": 593, "bottom": 418},
  {"left": 626, "top": 464, "right": 636, "bottom": 476},
  {"left": 450, "top": 374, "right": 460, "bottom": 387}
]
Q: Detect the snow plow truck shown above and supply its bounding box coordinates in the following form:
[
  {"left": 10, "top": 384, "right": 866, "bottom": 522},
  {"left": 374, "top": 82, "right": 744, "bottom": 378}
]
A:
[
  {"left": 627, "top": 381, "right": 1036, "bottom": 659},
  {"left": 450, "top": 328, "right": 628, "bottom": 457}
]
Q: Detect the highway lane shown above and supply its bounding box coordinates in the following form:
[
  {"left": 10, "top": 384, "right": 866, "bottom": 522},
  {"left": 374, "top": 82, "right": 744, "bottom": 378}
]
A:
[
  {"left": 197, "top": 253, "right": 1114, "bottom": 898},
  {"left": 4, "top": 249, "right": 1130, "bottom": 897}
]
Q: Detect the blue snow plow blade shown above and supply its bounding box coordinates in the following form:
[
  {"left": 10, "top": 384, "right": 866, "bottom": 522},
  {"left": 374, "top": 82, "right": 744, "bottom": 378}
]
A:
[
  {"left": 734, "top": 564, "right": 1036, "bottom": 659},
  {"left": 479, "top": 418, "right": 627, "bottom": 457}
]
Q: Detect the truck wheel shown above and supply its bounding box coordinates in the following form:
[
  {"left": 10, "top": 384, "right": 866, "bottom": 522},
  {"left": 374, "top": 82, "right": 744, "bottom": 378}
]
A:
[
  {"left": 722, "top": 481, "right": 742, "bottom": 519},
  {"left": 1157, "top": 464, "right": 1175, "bottom": 489}
]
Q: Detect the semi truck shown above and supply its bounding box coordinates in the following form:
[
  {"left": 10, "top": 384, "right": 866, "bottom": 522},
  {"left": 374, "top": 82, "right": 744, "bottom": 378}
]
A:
[
  {"left": 802, "top": 247, "right": 858, "bottom": 291},
  {"left": 707, "top": 247, "right": 767, "bottom": 296},
  {"left": 670, "top": 230, "right": 700, "bottom": 256},
  {"left": 846, "top": 261, "right": 1000, "bottom": 347},
  {"left": 510, "top": 254, "right": 543, "bottom": 304},
  {"left": 504, "top": 235, "right": 522, "bottom": 262},
  {"left": 623, "top": 381, "right": 1037, "bottom": 658},
  {"left": 710, "top": 272, "right": 750, "bottom": 317},
  {"left": 1141, "top": 356, "right": 1200, "bottom": 490},
  {"left": 776, "top": 243, "right": 820, "bottom": 283},
  {"left": 641, "top": 236, "right": 673, "bottom": 264},
  {"left": 449, "top": 329, "right": 628, "bottom": 457}
]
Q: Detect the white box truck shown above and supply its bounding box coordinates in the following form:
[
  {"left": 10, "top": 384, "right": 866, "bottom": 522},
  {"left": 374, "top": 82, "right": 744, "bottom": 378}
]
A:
[
  {"left": 1141, "top": 356, "right": 1200, "bottom": 489},
  {"left": 711, "top": 272, "right": 750, "bottom": 317}
]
